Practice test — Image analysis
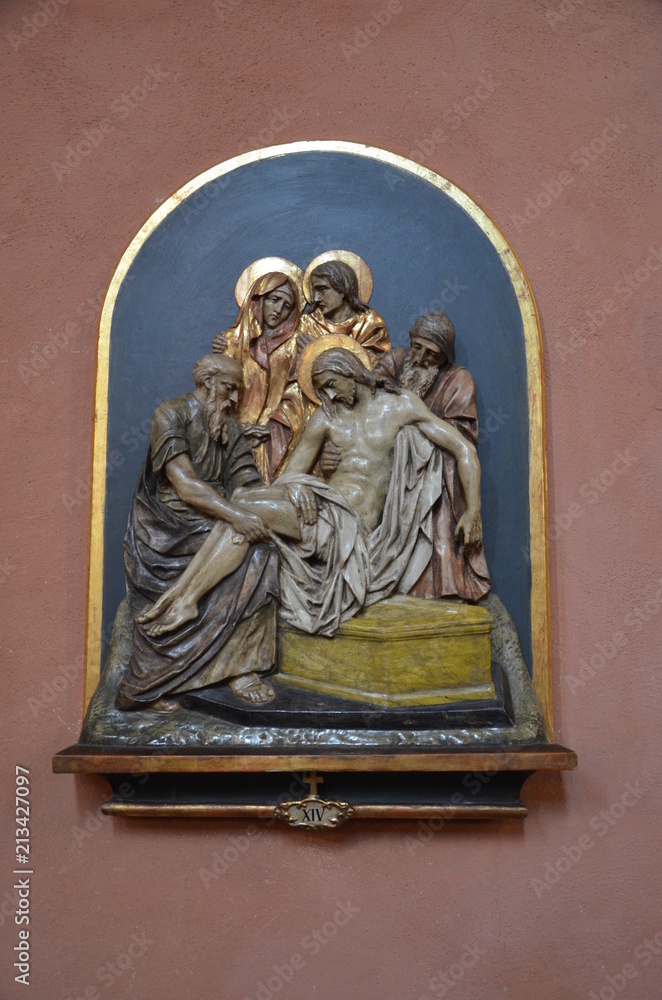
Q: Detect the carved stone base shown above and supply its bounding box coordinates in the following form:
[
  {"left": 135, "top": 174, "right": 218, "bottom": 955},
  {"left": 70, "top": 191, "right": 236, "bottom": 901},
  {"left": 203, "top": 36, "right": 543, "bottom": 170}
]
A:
[
  {"left": 77, "top": 591, "right": 547, "bottom": 749},
  {"left": 182, "top": 663, "right": 511, "bottom": 729},
  {"left": 277, "top": 595, "right": 494, "bottom": 706}
]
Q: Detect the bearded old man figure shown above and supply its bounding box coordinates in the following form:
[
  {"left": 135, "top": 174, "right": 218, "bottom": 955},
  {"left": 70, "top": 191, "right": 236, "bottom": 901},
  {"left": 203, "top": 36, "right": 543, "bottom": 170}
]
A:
[
  {"left": 375, "top": 311, "right": 491, "bottom": 602},
  {"left": 138, "top": 346, "right": 483, "bottom": 640},
  {"left": 116, "top": 354, "right": 279, "bottom": 711},
  {"left": 212, "top": 261, "right": 321, "bottom": 483}
]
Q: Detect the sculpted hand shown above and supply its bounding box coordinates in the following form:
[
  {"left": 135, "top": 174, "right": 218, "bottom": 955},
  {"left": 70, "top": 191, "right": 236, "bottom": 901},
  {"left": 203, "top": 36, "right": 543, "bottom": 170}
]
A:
[
  {"left": 296, "top": 333, "right": 312, "bottom": 353},
  {"left": 243, "top": 424, "right": 271, "bottom": 445},
  {"left": 320, "top": 441, "right": 342, "bottom": 476},
  {"left": 212, "top": 333, "right": 228, "bottom": 353},
  {"left": 229, "top": 510, "right": 267, "bottom": 543},
  {"left": 286, "top": 483, "right": 318, "bottom": 525},
  {"left": 455, "top": 509, "right": 483, "bottom": 550}
]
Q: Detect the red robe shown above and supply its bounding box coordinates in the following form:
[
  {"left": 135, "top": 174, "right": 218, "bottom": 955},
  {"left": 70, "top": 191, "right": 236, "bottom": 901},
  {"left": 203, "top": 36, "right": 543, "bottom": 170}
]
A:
[{"left": 378, "top": 348, "right": 491, "bottom": 602}]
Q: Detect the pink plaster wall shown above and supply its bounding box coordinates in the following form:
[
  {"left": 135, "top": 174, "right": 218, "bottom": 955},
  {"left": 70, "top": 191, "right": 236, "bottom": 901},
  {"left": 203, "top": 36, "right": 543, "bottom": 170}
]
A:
[{"left": 2, "top": 1, "right": 661, "bottom": 997}]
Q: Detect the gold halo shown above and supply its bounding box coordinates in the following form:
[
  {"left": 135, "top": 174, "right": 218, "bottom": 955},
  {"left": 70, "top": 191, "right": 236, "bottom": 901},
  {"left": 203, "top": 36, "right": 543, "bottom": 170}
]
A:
[
  {"left": 234, "top": 257, "right": 305, "bottom": 310},
  {"left": 303, "top": 250, "right": 373, "bottom": 305},
  {"left": 298, "top": 334, "right": 371, "bottom": 404}
]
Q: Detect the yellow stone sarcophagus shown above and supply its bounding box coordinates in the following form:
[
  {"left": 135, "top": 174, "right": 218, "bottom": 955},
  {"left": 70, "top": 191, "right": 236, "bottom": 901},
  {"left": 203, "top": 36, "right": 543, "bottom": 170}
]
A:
[{"left": 277, "top": 595, "right": 494, "bottom": 707}]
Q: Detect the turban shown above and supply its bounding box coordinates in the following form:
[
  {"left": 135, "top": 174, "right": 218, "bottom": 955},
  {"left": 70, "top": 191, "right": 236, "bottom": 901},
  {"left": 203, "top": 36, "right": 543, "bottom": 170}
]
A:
[{"left": 409, "top": 311, "right": 456, "bottom": 363}]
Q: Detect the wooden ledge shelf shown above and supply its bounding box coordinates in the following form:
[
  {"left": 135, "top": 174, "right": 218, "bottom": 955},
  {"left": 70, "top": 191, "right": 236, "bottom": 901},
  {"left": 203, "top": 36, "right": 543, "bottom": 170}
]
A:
[
  {"left": 53, "top": 743, "right": 577, "bottom": 774},
  {"left": 53, "top": 744, "right": 576, "bottom": 824}
]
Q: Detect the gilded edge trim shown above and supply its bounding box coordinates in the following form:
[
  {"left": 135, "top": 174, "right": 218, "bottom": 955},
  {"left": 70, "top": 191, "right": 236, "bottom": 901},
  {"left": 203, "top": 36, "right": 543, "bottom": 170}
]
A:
[
  {"left": 84, "top": 141, "right": 552, "bottom": 736},
  {"left": 102, "top": 803, "right": 528, "bottom": 820}
]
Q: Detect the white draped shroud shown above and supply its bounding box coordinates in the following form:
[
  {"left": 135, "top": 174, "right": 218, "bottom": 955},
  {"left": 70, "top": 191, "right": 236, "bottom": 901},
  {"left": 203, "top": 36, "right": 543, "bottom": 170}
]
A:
[{"left": 274, "top": 426, "right": 443, "bottom": 636}]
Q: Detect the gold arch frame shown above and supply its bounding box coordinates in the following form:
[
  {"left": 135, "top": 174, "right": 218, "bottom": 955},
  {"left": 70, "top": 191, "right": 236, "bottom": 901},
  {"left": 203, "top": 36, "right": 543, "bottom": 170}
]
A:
[{"left": 84, "top": 141, "right": 552, "bottom": 735}]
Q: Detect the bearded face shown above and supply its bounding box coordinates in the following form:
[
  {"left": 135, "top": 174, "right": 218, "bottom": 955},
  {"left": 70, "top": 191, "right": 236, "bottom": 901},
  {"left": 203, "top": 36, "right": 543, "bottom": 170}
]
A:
[
  {"left": 313, "top": 371, "right": 357, "bottom": 416},
  {"left": 400, "top": 353, "right": 441, "bottom": 398},
  {"left": 203, "top": 373, "right": 240, "bottom": 442}
]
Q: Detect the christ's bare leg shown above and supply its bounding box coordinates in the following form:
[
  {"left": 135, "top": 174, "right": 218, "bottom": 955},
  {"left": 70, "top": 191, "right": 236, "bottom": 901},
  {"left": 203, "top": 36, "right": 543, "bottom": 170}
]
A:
[
  {"left": 138, "top": 485, "right": 301, "bottom": 636},
  {"left": 233, "top": 484, "right": 303, "bottom": 539},
  {"left": 137, "top": 522, "right": 249, "bottom": 634}
]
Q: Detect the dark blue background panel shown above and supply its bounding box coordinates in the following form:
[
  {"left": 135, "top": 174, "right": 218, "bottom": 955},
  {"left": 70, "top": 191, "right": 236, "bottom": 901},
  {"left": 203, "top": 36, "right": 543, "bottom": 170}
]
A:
[{"left": 103, "top": 150, "right": 532, "bottom": 673}]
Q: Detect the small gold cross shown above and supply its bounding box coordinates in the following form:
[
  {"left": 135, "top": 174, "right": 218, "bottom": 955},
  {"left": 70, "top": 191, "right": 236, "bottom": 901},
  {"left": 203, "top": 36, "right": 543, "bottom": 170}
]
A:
[{"left": 303, "top": 771, "right": 324, "bottom": 797}]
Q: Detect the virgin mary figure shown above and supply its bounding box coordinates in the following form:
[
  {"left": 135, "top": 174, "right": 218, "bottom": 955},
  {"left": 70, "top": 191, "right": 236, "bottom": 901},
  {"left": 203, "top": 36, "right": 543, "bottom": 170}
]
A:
[{"left": 212, "top": 257, "right": 320, "bottom": 483}]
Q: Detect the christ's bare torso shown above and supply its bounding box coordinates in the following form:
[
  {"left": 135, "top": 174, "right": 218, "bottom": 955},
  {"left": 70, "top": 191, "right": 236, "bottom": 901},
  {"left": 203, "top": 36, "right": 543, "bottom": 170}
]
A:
[{"left": 322, "top": 392, "right": 414, "bottom": 529}]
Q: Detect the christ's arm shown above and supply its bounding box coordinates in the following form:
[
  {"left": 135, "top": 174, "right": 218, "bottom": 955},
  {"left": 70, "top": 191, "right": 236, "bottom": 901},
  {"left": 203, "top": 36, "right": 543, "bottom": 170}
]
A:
[
  {"left": 281, "top": 407, "right": 329, "bottom": 475},
  {"left": 403, "top": 390, "right": 483, "bottom": 548},
  {"left": 267, "top": 407, "right": 330, "bottom": 525}
]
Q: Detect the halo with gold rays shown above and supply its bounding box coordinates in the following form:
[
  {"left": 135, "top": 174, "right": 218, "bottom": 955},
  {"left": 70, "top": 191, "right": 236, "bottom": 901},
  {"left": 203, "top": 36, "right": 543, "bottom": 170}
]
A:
[
  {"left": 234, "top": 256, "right": 305, "bottom": 310},
  {"left": 298, "top": 334, "right": 371, "bottom": 404},
  {"left": 303, "top": 250, "right": 373, "bottom": 305}
]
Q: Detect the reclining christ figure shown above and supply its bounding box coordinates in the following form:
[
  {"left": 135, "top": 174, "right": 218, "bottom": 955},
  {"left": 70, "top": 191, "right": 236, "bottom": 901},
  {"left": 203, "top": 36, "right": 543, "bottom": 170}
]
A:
[{"left": 138, "top": 347, "right": 484, "bottom": 651}]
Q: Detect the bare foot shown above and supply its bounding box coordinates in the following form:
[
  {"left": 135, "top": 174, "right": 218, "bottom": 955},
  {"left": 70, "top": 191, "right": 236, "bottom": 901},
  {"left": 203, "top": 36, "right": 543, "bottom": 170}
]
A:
[
  {"left": 142, "top": 597, "right": 199, "bottom": 637},
  {"left": 136, "top": 591, "right": 178, "bottom": 625},
  {"left": 144, "top": 697, "right": 181, "bottom": 713},
  {"left": 229, "top": 673, "right": 275, "bottom": 705}
]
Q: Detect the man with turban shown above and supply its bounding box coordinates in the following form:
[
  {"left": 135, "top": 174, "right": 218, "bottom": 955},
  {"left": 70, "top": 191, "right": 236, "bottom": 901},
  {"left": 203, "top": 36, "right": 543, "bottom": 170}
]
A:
[{"left": 375, "top": 311, "right": 491, "bottom": 602}]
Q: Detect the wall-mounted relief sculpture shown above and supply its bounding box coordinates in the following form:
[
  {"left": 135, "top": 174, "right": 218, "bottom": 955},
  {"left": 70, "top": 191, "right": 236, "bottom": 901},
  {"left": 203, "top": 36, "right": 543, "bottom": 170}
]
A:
[{"left": 53, "top": 142, "right": 576, "bottom": 827}]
